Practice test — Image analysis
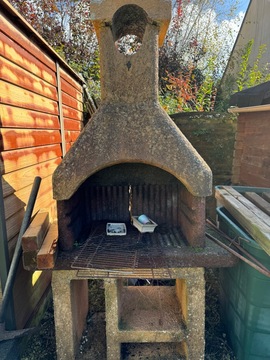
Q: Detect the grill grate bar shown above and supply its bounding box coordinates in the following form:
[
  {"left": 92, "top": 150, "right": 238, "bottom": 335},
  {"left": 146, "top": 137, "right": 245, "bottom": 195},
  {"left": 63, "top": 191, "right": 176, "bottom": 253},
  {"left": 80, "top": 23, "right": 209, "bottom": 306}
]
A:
[{"left": 71, "top": 223, "right": 184, "bottom": 277}]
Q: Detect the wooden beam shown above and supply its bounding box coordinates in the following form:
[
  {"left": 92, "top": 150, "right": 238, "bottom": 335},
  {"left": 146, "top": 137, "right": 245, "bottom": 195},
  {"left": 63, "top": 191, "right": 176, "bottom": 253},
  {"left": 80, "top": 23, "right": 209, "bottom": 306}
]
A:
[
  {"left": 23, "top": 250, "right": 38, "bottom": 271},
  {"left": 223, "top": 186, "right": 270, "bottom": 227},
  {"left": 262, "top": 192, "right": 270, "bottom": 203},
  {"left": 215, "top": 186, "right": 270, "bottom": 256},
  {"left": 22, "top": 211, "right": 49, "bottom": 252},
  {"left": 245, "top": 192, "right": 270, "bottom": 217},
  {"left": 37, "top": 223, "right": 58, "bottom": 269}
]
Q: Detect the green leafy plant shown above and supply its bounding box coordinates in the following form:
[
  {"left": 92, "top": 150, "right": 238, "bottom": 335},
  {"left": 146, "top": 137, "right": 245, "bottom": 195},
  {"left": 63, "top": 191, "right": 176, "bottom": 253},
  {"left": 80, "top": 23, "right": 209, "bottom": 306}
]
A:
[
  {"left": 160, "top": 55, "right": 218, "bottom": 113},
  {"left": 236, "top": 40, "right": 270, "bottom": 92}
]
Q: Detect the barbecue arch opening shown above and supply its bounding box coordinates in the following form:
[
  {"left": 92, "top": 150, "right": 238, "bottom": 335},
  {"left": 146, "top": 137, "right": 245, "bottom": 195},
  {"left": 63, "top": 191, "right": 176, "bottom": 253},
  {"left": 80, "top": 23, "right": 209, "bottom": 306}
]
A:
[{"left": 112, "top": 4, "right": 148, "bottom": 55}]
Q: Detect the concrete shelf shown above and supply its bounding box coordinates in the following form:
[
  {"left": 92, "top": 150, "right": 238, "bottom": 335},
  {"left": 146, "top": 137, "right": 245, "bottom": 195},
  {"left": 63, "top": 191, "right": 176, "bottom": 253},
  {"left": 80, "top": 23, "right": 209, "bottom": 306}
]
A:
[
  {"left": 119, "top": 285, "right": 185, "bottom": 333},
  {"left": 104, "top": 270, "right": 205, "bottom": 360}
]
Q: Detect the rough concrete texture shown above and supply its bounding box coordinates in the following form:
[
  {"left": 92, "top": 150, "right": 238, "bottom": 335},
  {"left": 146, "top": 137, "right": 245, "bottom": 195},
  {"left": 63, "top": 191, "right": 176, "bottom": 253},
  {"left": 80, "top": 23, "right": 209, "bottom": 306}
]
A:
[
  {"left": 90, "top": 0, "right": 171, "bottom": 46},
  {"left": 51, "top": 268, "right": 205, "bottom": 360},
  {"left": 104, "top": 268, "right": 205, "bottom": 360},
  {"left": 53, "top": 1, "right": 212, "bottom": 201},
  {"left": 52, "top": 271, "right": 88, "bottom": 360}
]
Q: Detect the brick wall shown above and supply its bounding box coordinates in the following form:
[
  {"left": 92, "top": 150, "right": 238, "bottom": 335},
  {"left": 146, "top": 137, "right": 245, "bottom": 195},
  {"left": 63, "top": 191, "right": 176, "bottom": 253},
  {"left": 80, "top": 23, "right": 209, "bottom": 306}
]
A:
[{"left": 232, "top": 111, "right": 270, "bottom": 187}]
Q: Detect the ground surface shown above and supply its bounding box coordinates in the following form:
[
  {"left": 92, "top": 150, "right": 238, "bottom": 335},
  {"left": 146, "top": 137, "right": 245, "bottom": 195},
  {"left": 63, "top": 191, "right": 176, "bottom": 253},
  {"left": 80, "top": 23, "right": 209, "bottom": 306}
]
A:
[{"left": 19, "top": 269, "right": 237, "bottom": 360}]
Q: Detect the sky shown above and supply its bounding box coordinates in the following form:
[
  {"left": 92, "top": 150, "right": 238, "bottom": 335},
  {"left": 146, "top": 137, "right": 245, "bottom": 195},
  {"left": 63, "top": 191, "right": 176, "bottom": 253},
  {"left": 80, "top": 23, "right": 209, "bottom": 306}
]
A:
[{"left": 236, "top": 0, "right": 250, "bottom": 13}]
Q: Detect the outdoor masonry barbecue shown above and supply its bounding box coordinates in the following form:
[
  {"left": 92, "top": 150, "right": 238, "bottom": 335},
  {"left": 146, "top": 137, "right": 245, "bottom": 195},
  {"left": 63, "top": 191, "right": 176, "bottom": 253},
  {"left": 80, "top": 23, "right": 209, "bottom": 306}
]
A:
[
  {"left": 52, "top": 0, "right": 212, "bottom": 261},
  {"left": 50, "top": 2, "right": 236, "bottom": 359}
]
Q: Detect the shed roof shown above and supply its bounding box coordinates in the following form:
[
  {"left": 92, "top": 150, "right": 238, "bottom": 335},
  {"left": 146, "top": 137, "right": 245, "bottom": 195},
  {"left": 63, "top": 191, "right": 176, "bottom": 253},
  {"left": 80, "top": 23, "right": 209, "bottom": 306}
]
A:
[{"left": 229, "top": 81, "right": 270, "bottom": 108}]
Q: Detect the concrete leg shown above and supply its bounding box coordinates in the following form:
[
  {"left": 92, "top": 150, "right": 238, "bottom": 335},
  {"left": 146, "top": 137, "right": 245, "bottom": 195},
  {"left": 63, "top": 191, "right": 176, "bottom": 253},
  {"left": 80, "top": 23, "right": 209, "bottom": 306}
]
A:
[
  {"left": 185, "top": 268, "right": 205, "bottom": 360},
  {"left": 52, "top": 270, "right": 88, "bottom": 360},
  {"left": 104, "top": 278, "right": 122, "bottom": 360}
]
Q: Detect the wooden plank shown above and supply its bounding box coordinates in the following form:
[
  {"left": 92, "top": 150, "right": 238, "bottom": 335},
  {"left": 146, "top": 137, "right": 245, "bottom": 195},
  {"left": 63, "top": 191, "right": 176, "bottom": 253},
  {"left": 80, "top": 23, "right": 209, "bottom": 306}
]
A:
[
  {"left": 61, "top": 77, "right": 83, "bottom": 101},
  {"left": 0, "top": 13, "right": 56, "bottom": 72},
  {"left": 0, "top": 81, "right": 59, "bottom": 114},
  {"left": 1, "top": 144, "right": 62, "bottom": 173},
  {"left": 37, "top": 223, "right": 58, "bottom": 269},
  {"left": 62, "top": 90, "right": 83, "bottom": 111},
  {"left": 4, "top": 175, "right": 54, "bottom": 219},
  {"left": 22, "top": 250, "right": 38, "bottom": 271},
  {"left": 63, "top": 118, "right": 82, "bottom": 132},
  {"left": 223, "top": 186, "right": 270, "bottom": 227},
  {"left": 3, "top": 192, "right": 25, "bottom": 219},
  {"left": 0, "top": 104, "right": 60, "bottom": 129},
  {"left": 0, "top": 128, "right": 61, "bottom": 151},
  {"left": 66, "top": 143, "right": 72, "bottom": 152},
  {"left": 0, "top": 57, "right": 58, "bottom": 100},
  {"left": 216, "top": 187, "right": 270, "bottom": 255},
  {"left": 22, "top": 211, "right": 49, "bottom": 251},
  {"left": 2, "top": 158, "right": 61, "bottom": 197},
  {"left": 245, "top": 192, "right": 270, "bottom": 217},
  {"left": 6, "top": 208, "right": 24, "bottom": 242},
  {"left": 65, "top": 130, "right": 81, "bottom": 143},
  {"left": 0, "top": 32, "right": 56, "bottom": 85},
  {"left": 13, "top": 263, "right": 51, "bottom": 328},
  {"left": 60, "top": 67, "right": 82, "bottom": 91},
  {"left": 31, "top": 187, "right": 56, "bottom": 220},
  {"left": 263, "top": 192, "right": 270, "bottom": 203},
  {"left": 6, "top": 194, "right": 56, "bottom": 242},
  {"left": 62, "top": 104, "right": 83, "bottom": 120}
]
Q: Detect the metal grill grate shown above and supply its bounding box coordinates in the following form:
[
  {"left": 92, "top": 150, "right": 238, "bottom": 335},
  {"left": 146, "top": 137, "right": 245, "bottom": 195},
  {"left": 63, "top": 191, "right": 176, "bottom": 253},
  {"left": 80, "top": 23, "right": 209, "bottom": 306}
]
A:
[
  {"left": 71, "top": 223, "right": 185, "bottom": 278},
  {"left": 71, "top": 233, "right": 139, "bottom": 271}
]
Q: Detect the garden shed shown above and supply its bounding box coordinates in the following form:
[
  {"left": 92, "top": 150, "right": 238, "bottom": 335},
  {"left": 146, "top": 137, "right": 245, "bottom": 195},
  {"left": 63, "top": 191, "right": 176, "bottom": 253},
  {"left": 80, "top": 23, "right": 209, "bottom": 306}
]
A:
[
  {"left": 229, "top": 81, "right": 270, "bottom": 188},
  {"left": 216, "top": 82, "right": 270, "bottom": 360},
  {"left": 0, "top": 0, "right": 87, "bottom": 329}
]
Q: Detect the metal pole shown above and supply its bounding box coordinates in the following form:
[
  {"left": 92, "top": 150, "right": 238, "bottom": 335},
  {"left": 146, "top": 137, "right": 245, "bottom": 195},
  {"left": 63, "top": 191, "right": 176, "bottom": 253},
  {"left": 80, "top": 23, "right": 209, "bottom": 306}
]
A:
[
  {"left": 0, "top": 175, "right": 10, "bottom": 292},
  {"left": 0, "top": 175, "right": 15, "bottom": 328},
  {"left": 206, "top": 231, "right": 270, "bottom": 278},
  {"left": 0, "top": 177, "right": 41, "bottom": 325}
]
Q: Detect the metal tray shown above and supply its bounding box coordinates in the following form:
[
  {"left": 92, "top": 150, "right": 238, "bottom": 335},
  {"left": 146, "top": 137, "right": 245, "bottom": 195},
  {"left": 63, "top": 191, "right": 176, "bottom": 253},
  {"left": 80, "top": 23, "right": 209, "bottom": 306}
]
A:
[{"left": 106, "top": 223, "right": 127, "bottom": 236}]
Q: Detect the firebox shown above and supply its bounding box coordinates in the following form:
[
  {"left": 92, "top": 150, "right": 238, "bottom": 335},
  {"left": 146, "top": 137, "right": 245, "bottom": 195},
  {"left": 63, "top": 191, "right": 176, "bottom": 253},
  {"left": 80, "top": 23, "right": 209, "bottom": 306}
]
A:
[{"left": 52, "top": 0, "right": 212, "bottom": 260}]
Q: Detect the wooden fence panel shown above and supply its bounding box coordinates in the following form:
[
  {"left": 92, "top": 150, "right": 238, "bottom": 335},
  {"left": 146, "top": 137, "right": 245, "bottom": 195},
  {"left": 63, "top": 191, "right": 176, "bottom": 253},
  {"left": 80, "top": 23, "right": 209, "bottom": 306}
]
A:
[
  {"left": 0, "top": 13, "right": 56, "bottom": 72},
  {"left": 0, "top": 128, "right": 61, "bottom": 151},
  {"left": 0, "top": 81, "right": 59, "bottom": 114},
  {"left": 0, "top": 56, "right": 58, "bottom": 100},
  {"left": 0, "top": 144, "right": 62, "bottom": 174},
  {"left": 0, "top": 104, "right": 60, "bottom": 129},
  {"left": 0, "top": 32, "right": 56, "bottom": 85},
  {"left": 2, "top": 158, "right": 61, "bottom": 197},
  {"left": 0, "top": 0, "right": 84, "bottom": 329}
]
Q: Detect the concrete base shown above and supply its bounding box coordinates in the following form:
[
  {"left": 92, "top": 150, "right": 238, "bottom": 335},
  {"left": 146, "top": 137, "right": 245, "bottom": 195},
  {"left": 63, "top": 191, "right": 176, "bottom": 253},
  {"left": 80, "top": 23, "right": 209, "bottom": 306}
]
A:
[
  {"left": 52, "top": 268, "right": 205, "bottom": 360},
  {"left": 105, "top": 268, "right": 205, "bottom": 360},
  {"left": 52, "top": 270, "right": 88, "bottom": 360}
]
